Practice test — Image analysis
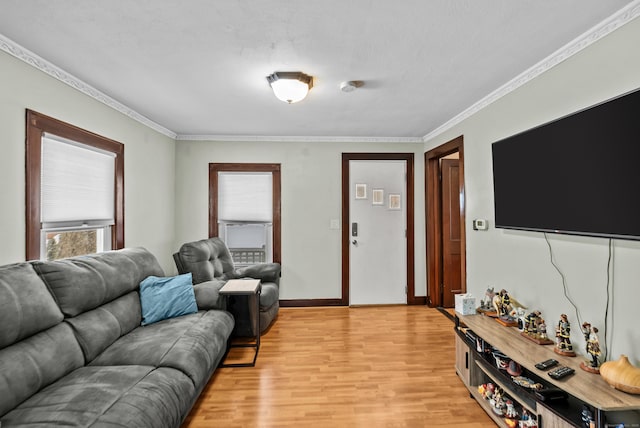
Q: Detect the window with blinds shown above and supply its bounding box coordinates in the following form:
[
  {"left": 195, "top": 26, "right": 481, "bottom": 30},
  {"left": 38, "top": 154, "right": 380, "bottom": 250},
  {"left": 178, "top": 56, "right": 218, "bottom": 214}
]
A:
[
  {"left": 217, "top": 172, "right": 273, "bottom": 265},
  {"left": 39, "top": 134, "right": 115, "bottom": 260},
  {"left": 25, "top": 110, "right": 124, "bottom": 261},
  {"left": 41, "top": 134, "right": 116, "bottom": 227}
]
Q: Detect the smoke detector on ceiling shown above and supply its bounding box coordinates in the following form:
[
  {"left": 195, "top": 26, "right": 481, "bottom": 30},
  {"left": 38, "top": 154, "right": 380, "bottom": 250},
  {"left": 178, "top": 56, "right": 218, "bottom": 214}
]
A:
[{"left": 340, "top": 80, "right": 364, "bottom": 93}]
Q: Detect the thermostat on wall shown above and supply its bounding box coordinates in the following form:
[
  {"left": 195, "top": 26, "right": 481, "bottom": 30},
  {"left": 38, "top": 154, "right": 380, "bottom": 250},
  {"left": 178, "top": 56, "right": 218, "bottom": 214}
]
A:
[{"left": 473, "top": 219, "right": 488, "bottom": 230}]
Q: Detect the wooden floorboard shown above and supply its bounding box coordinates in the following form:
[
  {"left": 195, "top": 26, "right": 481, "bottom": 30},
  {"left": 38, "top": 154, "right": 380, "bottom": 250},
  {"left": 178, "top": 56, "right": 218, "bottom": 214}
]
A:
[{"left": 182, "top": 306, "right": 494, "bottom": 427}]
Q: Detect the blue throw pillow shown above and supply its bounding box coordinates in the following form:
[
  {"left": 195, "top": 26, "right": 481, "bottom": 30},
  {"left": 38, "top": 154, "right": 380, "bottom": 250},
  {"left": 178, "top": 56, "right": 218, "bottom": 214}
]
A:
[{"left": 139, "top": 273, "right": 198, "bottom": 326}]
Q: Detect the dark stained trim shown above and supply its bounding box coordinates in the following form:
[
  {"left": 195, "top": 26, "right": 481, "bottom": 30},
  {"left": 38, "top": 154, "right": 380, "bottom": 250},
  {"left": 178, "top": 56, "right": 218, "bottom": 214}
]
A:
[
  {"left": 208, "top": 163, "right": 282, "bottom": 264},
  {"left": 424, "top": 136, "right": 466, "bottom": 307},
  {"left": 25, "top": 110, "right": 125, "bottom": 261},
  {"left": 413, "top": 296, "right": 427, "bottom": 305},
  {"left": 341, "top": 153, "right": 416, "bottom": 306},
  {"left": 279, "top": 299, "right": 345, "bottom": 307}
]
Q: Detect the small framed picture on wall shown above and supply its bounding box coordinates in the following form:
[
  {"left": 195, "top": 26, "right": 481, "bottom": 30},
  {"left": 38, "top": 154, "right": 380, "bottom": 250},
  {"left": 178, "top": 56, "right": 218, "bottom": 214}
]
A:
[
  {"left": 355, "top": 183, "right": 367, "bottom": 199},
  {"left": 372, "top": 188, "right": 384, "bottom": 205},
  {"left": 388, "top": 193, "right": 401, "bottom": 210}
]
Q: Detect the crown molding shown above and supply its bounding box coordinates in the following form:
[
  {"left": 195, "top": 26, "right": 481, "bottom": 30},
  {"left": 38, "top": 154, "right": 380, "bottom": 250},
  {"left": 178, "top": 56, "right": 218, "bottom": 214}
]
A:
[
  {"left": 3, "top": 1, "right": 638, "bottom": 145},
  {"left": 422, "top": 0, "right": 640, "bottom": 143},
  {"left": 176, "top": 134, "right": 423, "bottom": 143},
  {"left": 0, "top": 33, "right": 177, "bottom": 139}
]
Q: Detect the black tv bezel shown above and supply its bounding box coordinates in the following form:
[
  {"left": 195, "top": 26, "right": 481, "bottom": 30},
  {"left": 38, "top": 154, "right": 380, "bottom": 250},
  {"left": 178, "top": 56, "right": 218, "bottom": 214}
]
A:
[{"left": 491, "top": 87, "right": 640, "bottom": 242}]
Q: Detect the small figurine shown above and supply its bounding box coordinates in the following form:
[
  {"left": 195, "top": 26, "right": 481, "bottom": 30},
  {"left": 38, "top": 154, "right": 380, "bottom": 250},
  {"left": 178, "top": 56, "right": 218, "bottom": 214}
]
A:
[
  {"left": 587, "top": 327, "right": 601, "bottom": 366},
  {"left": 580, "top": 322, "right": 602, "bottom": 373},
  {"left": 478, "top": 383, "right": 487, "bottom": 398},
  {"left": 492, "top": 289, "right": 523, "bottom": 326},
  {"left": 512, "top": 376, "right": 543, "bottom": 391},
  {"left": 519, "top": 412, "right": 538, "bottom": 428},
  {"left": 493, "top": 289, "right": 512, "bottom": 318},
  {"left": 524, "top": 310, "right": 541, "bottom": 334},
  {"left": 538, "top": 318, "right": 548, "bottom": 340},
  {"left": 490, "top": 387, "right": 505, "bottom": 416},
  {"left": 479, "top": 286, "right": 496, "bottom": 312},
  {"left": 505, "top": 419, "right": 518, "bottom": 428},
  {"left": 485, "top": 382, "right": 495, "bottom": 399},
  {"left": 507, "top": 360, "right": 523, "bottom": 377},
  {"left": 554, "top": 314, "right": 576, "bottom": 357},
  {"left": 581, "top": 405, "right": 595, "bottom": 427},
  {"left": 513, "top": 307, "right": 527, "bottom": 331},
  {"left": 520, "top": 310, "right": 553, "bottom": 345},
  {"left": 581, "top": 322, "right": 591, "bottom": 341},
  {"left": 505, "top": 400, "right": 518, "bottom": 419}
]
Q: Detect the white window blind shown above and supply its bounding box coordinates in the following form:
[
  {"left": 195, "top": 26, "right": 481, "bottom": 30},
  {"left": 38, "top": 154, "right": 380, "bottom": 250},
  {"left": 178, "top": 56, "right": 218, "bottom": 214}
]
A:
[
  {"left": 41, "top": 134, "right": 115, "bottom": 225},
  {"left": 218, "top": 172, "right": 272, "bottom": 222}
]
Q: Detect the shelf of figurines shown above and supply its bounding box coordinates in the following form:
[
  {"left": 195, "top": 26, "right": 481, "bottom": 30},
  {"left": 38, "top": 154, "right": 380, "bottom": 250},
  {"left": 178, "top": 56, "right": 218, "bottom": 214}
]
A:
[
  {"left": 455, "top": 312, "right": 640, "bottom": 428},
  {"left": 469, "top": 384, "right": 536, "bottom": 428},
  {"left": 457, "top": 325, "right": 584, "bottom": 427}
]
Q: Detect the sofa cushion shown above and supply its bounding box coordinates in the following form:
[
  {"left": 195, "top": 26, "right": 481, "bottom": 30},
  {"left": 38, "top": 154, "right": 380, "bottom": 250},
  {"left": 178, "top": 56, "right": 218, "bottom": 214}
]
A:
[
  {"left": 33, "top": 247, "right": 164, "bottom": 317},
  {"left": 139, "top": 273, "right": 198, "bottom": 326},
  {"left": 0, "top": 365, "right": 194, "bottom": 428},
  {"left": 66, "top": 291, "right": 142, "bottom": 363},
  {"left": 0, "top": 262, "right": 63, "bottom": 350},
  {"left": 176, "top": 238, "right": 235, "bottom": 284},
  {"left": 90, "top": 310, "right": 234, "bottom": 388},
  {"left": 0, "top": 322, "right": 84, "bottom": 418}
]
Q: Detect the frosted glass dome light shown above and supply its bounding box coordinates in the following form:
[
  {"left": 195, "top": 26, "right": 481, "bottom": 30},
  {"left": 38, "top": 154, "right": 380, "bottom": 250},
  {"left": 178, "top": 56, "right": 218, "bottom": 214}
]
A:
[{"left": 267, "top": 72, "right": 313, "bottom": 104}]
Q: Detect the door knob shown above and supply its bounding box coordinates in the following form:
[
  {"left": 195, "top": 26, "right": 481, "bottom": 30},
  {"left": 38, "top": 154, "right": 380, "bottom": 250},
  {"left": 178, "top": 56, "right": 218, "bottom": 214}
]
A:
[{"left": 352, "top": 240, "right": 358, "bottom": 245}]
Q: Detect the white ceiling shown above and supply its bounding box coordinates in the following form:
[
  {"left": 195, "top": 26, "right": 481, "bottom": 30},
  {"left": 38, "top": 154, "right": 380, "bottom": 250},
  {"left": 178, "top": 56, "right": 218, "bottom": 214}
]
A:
[{"left": 0, "top": 1, "right": 636, "bottom": 141}]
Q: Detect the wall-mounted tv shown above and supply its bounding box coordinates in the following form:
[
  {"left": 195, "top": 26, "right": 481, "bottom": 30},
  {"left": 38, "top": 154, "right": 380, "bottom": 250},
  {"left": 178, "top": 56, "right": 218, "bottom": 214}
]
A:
[{"left": 491, "top": 87, "right": 640, "bottom": 241}]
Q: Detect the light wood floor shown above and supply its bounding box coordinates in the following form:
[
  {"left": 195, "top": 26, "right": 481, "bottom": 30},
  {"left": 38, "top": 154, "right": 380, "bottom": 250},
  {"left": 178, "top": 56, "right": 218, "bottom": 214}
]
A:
[{"left": 182, "top": 306, "right": 494, "bottom": 427}]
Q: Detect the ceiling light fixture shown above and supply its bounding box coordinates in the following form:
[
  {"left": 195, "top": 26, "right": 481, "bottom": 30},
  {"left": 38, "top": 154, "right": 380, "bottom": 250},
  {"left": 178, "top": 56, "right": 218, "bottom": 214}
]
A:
[{"left": 266, "top": 72, "right": 313, "bottom": 104}]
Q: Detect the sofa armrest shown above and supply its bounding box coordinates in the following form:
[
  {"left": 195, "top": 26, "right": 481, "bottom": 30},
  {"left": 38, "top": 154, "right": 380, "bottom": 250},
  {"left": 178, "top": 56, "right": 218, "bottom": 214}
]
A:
[
  {"left": 235, "top": 263, "right": 281, "bottom": 285},
  {"left": 193, "top": 279, "right": 227, "bottom": 310},
  {"left": 173, "top": 252, "right": 187, "bottom": 274}
]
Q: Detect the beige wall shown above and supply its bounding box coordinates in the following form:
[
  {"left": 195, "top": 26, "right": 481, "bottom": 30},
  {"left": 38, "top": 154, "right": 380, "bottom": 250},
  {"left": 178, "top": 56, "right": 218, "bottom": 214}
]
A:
[
  {"left": 0, "top": 50, "right": 177, "bottom": 270},
  {"left": 174, "top": 140, "right": 426, "bottom": 300},
  {"left": 425, "top": 17, "right": 640, "bottom": 362}
]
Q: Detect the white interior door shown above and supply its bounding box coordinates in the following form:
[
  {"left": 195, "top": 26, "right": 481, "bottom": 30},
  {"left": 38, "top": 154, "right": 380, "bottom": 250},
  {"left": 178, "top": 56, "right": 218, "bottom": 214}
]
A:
[{"left": 349, "top": 160, "right": 407, "bottom": 305}]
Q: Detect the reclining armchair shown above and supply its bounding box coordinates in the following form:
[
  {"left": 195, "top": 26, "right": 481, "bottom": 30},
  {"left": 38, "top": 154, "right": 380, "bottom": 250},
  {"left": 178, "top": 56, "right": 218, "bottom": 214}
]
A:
[{"left": 173, "top": 237, "right": 280, "bottom": 336}]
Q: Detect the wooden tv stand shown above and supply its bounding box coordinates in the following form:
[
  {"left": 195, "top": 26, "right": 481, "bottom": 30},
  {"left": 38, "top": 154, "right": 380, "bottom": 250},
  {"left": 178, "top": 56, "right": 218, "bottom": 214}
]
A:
[{"left": 455, "top": 313, "right": 640, "bottom": 427}]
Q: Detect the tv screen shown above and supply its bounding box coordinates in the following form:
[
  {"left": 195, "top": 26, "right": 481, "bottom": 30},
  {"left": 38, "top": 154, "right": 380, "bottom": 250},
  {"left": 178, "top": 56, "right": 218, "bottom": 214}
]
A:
[{"left": 492, "top": 87, "right": 640, "bottom": 241}]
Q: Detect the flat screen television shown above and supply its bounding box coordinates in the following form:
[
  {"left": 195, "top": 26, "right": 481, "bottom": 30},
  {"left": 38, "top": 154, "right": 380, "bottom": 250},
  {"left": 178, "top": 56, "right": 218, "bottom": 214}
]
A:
[{"left": 491, "top": 87, "right": 640, "bottom": 241}]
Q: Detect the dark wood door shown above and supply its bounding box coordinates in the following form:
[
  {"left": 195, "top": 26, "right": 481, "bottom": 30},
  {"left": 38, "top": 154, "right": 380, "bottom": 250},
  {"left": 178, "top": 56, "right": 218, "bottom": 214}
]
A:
[{"left": 441, "top": 159, "right": 462, "bottom": 307}]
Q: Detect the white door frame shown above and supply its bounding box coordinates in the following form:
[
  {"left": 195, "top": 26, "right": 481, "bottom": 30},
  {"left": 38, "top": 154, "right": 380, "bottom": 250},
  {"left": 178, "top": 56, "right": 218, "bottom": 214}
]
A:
[{"left": 341, "top": 153, "right": 417, "bottom": 305}]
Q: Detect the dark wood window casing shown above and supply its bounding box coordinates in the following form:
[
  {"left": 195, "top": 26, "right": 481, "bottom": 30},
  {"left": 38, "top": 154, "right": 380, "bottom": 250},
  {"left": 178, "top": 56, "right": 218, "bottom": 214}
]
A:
[
  {"left": 25, "top": 110, "right": 125, "bottom": 261},
  {"left": 209, "top": 163, "right": 282, "bottom": 264}
]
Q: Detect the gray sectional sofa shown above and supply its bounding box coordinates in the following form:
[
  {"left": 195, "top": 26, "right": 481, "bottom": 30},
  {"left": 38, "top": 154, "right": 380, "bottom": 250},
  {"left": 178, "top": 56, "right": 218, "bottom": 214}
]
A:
[{"left": 0, "top": 247, "right": 234, "bottom": 428}]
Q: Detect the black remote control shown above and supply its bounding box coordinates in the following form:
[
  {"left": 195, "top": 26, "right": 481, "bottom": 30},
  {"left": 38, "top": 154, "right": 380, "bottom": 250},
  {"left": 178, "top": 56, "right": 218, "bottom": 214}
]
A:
[
  {"left": 548, "top": 366, "right": 575, "bottom": 379},
  {"left": 535, "top": 358, "right": 559, "bottom": 370}
]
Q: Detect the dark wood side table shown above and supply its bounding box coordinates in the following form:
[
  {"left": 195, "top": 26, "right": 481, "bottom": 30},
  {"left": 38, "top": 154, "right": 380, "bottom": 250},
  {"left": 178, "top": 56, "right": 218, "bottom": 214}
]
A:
[{"left": 219, "top": 279, "right": 261, "bottom": 367}]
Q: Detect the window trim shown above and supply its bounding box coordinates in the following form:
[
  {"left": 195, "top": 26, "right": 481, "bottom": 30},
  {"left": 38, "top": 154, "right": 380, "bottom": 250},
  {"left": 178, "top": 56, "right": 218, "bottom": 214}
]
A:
[
  {"left": 26, "top": 110, "right": 124, "bottom": 261},
  {"left": 209, "top": 163, "right": 281, "bottom": 264},
  {"left": 41, "top": 225, "right": 110, "bottom": 262}
]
